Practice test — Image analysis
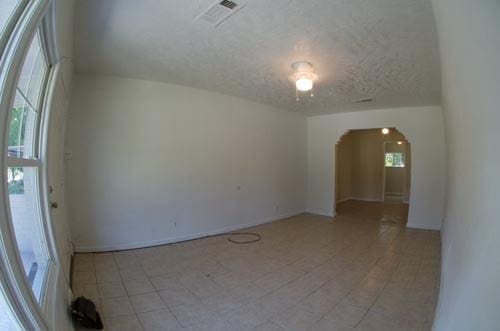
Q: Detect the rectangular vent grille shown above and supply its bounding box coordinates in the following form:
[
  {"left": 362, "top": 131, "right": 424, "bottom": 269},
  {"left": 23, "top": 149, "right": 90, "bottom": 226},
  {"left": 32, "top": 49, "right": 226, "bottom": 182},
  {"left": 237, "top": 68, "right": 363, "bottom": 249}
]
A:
[
  {"left": 220, "top": 0, "right": 238, "bottom": 9},
  {"left": 197, "top": 0, "right": 245, "bottom": 26},
  {"left": 353, "top": 98, "right": 373, "bottom": 103}
]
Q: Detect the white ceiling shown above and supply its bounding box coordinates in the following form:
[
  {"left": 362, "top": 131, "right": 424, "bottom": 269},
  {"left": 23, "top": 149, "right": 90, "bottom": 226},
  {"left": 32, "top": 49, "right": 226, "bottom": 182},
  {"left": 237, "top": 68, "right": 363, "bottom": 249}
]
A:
[{"left": 73, "top": 0, "right": 441, "bottom": 115}]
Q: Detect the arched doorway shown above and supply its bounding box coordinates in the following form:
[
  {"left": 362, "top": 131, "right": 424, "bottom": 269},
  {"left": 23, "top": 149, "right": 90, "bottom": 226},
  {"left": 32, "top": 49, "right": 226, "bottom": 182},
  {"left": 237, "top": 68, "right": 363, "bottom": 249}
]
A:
[{"left": 334, "top": 128, "right": 411, "bottom": 224}]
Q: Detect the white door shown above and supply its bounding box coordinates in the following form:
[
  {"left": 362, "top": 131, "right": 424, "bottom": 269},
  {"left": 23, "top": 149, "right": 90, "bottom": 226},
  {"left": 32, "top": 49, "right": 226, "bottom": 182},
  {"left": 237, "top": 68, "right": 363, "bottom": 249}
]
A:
[{"left": 46, "top": 68, "right": 73, "bottom": 283}]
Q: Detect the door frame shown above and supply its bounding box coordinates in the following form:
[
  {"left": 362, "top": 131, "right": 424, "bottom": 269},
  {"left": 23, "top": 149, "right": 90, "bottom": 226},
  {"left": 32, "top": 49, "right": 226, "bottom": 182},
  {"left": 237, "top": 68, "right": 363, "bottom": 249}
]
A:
[{"left": 382, "top": 140, "right": 407, "bottom": 202}]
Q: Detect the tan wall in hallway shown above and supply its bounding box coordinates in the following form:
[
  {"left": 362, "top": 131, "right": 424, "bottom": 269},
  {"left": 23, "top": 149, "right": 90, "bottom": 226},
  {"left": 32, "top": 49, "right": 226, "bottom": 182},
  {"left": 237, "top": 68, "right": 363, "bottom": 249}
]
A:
[
  {"left": 385, "top": 167, "right": 404, "bottom": 194},
  {"left": 336, "top": 128, "right": 411, "bottom": 202}
]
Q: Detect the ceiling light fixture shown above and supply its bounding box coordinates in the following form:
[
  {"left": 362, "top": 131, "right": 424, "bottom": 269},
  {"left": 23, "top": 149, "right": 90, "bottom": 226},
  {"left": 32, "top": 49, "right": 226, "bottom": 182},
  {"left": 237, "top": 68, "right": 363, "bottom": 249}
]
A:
[
  {"left": 295, "top": 76, "right": 313, "bottom": 92},
  {"left": 381, "top": 128, "right": 390, "bottom": 135},
  {"left": 289, "top": 61, "right": 318, "bottom": 101},
  {"left": 397, "top": 141, "right": 403, "bottom": 145}
]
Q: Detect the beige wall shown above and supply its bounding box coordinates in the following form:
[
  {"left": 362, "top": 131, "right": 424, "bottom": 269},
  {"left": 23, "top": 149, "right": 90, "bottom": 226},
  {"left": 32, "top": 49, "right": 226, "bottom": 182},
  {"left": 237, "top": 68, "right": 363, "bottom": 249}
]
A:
[{"left": 336, "top": 128, "right": 411, "bottom": 203}]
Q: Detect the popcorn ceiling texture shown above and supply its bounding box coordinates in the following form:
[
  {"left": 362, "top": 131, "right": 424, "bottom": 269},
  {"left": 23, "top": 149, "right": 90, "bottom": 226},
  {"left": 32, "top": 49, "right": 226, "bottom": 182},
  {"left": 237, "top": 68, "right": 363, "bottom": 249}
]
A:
[{"left": 74, "top": 0, "right": 440, "bottom": 115}]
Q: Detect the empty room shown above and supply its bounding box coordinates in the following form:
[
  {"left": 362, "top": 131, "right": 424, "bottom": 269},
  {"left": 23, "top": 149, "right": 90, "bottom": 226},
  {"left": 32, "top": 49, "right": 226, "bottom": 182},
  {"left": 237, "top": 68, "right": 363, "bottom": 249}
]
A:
[{"left": 0, "top": 0, "right": 498, "bottom": 330}]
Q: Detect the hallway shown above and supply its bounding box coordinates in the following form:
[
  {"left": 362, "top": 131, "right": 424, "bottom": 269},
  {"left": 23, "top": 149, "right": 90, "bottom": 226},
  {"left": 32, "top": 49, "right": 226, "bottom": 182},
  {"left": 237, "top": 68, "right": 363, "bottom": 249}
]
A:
[{"left": 73, "top": 201, "right": 440, "bottom": 330}]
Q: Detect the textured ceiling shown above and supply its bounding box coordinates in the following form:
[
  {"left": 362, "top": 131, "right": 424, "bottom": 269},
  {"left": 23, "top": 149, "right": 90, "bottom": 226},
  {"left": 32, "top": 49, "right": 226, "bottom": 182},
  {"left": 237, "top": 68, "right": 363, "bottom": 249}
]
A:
[{"left": 73, "top": 0, "right": 441, "bottom": 115}]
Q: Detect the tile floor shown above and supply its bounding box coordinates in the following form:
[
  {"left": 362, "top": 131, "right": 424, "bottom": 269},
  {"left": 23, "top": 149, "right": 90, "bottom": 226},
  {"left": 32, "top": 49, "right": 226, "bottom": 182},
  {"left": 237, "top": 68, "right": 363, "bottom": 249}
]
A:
[{"left": 72, "top": 200, "right": 440, "bottom": 330}]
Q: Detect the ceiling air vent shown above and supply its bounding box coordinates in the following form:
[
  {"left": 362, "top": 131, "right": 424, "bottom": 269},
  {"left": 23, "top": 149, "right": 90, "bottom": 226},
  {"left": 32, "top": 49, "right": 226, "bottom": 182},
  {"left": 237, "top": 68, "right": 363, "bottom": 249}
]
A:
[
  {"left": 353, "top": 98, "right": 373, "bottom": 103},
  {"left": 196, "top": 0, "right": 245, "bottom": 26},
  {"left": 220, "top": 0, "right": 238, "bottom": 9}
]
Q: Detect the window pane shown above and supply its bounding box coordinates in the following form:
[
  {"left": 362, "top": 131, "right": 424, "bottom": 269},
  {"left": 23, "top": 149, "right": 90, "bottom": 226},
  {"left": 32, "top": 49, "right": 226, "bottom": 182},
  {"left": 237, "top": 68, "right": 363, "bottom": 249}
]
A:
[
  {"left": 7, "top": 167, "right": 49, "bottom": 301},
  {"left": 0, "top": 0, "right": 22, "bottom": 38},
  {"left": 393, "top": 153, "right": 405, "bottom": 167},
  {"left": 385, "top": 153, "right": 394, "bottom": 167},
  {"left": 385, "top": 152, "right": 405, "bottom": 167},
  {"left": 0, "top": 286, "right": 22, "bottom": 331},
  {"left": 7, "top": 91, "right": 37, "bottom": 158},
  {"left": 17, "top": 32, "right": 48, "bottom": 110}
]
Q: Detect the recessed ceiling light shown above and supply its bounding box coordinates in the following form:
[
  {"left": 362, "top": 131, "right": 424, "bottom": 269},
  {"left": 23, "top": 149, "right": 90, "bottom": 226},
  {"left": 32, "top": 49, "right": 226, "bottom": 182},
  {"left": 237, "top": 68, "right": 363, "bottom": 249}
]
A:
[{"left": 381, "top": 128, "right": 390, "bottom": 135}]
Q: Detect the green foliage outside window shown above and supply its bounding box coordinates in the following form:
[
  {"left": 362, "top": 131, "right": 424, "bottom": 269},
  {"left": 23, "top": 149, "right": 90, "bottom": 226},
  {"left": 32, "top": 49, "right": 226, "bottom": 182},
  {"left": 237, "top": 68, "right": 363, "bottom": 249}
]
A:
[
  {"left": 385, "top": 152, "right": 405, "bottom": 167},
  {"left": 7, "top": 106, "right": 27, "bottom": 194},
  {"left": 8, "top": 106, "right": 27, "bottom": 151}
]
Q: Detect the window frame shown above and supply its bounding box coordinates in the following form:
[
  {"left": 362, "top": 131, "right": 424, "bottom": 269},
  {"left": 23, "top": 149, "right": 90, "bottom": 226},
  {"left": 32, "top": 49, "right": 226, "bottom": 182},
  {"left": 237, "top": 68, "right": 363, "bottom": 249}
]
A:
[
  {"left": 0, "top": 0, "right": 61, "bottom": 329},
  {"left": 0, "top": 0, "right": 30, "bottom": 55}
]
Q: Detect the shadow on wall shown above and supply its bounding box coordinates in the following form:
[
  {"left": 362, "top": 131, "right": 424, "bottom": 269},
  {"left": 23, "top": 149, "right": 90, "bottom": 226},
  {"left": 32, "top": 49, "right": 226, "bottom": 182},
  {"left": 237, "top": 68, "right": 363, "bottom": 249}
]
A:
[{"left": 334, "top": 127, "right": 411, "bottom": 212}]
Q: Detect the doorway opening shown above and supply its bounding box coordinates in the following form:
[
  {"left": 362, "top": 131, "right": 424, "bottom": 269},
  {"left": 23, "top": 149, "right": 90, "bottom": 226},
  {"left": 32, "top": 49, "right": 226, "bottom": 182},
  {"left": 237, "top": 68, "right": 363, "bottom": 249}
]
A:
[{"left": 334, "top": 128, "right": 411, "bottom": 224}]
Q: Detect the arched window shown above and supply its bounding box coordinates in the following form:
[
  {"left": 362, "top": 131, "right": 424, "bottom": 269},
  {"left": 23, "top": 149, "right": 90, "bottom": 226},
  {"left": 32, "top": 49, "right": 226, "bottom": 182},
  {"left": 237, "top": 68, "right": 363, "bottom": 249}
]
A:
[{"left": 0, "top": 0, "right": 62, "bottom": 329}]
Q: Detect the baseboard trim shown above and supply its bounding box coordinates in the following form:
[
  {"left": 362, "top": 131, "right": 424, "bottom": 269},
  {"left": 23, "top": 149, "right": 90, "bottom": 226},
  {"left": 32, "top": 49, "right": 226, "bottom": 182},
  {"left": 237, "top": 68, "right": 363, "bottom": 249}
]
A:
[
  {"left": 306, "top": 209, "right": 334, "bottom": 217},
  {"left": 336, "top": 197, "right": 351, "bottom": 203},
  {"left": 406, "top": 222, "right": 441, "bottom": 231},
  {"left": 74, "top": 209, "right": 307, "bottom": 253},
  {"left": 338, "top": 197, "right": 385, "bottom": 203}
]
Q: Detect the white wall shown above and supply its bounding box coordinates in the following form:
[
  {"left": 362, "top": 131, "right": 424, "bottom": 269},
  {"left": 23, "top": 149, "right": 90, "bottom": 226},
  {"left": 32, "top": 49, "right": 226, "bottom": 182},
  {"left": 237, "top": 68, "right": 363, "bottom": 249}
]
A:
[
  {"left": 65, "top": 74, "right": 307, "bottom": 252},
  {"left": 431, "top": 1, "right": 500, "bottom": 330},
  {"left": 335, "top": 133, "right": 353, "bottom": 202},
  {"left": 307, "top": 106, "right": 446, "bottom": 230}
]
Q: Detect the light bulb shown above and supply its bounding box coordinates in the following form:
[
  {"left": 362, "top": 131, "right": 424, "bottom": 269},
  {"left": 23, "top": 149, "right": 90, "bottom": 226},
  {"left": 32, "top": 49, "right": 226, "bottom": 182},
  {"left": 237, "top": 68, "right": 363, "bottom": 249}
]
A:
[
  {"left": 296, "top": 76, "right": 313, "bottom": 91},
  {"left": 397, "top": 141, "right": 403, "bottom": 145},
  {"left": 381, "top": 128, "right": 390, "bottom": 135}
]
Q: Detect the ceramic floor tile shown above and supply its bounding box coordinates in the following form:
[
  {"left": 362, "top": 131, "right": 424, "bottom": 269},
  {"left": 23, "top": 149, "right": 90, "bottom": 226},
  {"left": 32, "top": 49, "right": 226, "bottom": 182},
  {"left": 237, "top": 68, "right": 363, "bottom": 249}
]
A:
[
  {"left": 309, "top": 317, "right": 355, "bottom": 331},
  {"left": 73, "top": 271, "right": 97, "bottom": 285},
  {"left": 158, "top": 286, "right": 198, "bottom": 307},
  {"left": 150, "top": 275, "right": 183, "bottom": 291},
  {"left": 104, "top": 314, "right": 143, "bottom": 331},
  {"left": 73, "top": 254, "right": 94, "bottom": 272},
  {"left": 120, "top": 267, "right": 149, "bottom": 282},
  {"left": 253, "top": 321, "right": 286, "bottom": 331},
  {"left": 297, "top": 290, "right": 340, "bottom": 315},
  {"left": 96, "top": 269, "right": 122, "bottom": 283},
  {"left": 101, "top": 296, "right": 134, "bottom": 318},
  {"left": 355, "top": 310, "right": 399, "bottom": 331},
  {"left": 168, "top": 302, "right": 215, "bottom": 327},
  {"left": 342, "top": 289, "right": 379, "bottom": 309},
  {"left": 130, "top": 292, "right": 166, "bottom": 314},
  {"left": 224, "top": 306, "right": 269, "bottom": 331},
  {"left": 97, "top": 281, "right": 127, "bottom": 299},
  {"left": 124, "top": 279, "right": 155, "bottom": 296},
  {"left": 137, "top": 309, "right": 180, "bottom": 331},
  {"left": 323, "top": 302, "right": 367, "bottom": 328},
  {"left": 71, "top": 201, "right": 440, "bottom": 331},
  {"left": 271, "top": 306, "right": 323, "bottom": 331},
  {"left": 182, "top": 317, "right": 231, "bottom": 331}
]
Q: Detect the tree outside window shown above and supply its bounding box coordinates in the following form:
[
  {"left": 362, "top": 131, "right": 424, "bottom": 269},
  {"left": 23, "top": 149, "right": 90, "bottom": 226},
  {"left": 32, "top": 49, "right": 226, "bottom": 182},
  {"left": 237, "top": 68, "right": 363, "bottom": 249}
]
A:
[{"left": 385, "top": 152, "right": 405, "bottom": 167}]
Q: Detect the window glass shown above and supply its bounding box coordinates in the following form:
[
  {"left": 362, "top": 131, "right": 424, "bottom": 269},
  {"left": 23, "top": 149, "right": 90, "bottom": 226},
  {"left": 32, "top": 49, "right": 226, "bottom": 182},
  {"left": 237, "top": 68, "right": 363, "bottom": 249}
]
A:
[
  {"left": 16, "top": 33, "right": 48, "bottom": 109},
  {"left": 8, "top": 167, "right": 49, "bottom": 301},
  {"left": 7, "top": 91, "right": 38, "bottom": 159},
  {"left": 0, "top": 0, "right": 22, "bottom": 38},
  {"left": 0, "top": 286, "right": 22, "bottom": 331},
  {"left": 5, "top": 31, "right": 51, "bottom": 303},
  {"left": 385, "top": 152, "right": 405, "bottom": 167}
]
